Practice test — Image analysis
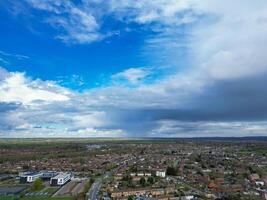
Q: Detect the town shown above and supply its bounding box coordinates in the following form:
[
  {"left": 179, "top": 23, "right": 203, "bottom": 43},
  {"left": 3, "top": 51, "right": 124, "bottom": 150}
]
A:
[{"left": 0, "top": 138, "right": 267, "bottom": 200}]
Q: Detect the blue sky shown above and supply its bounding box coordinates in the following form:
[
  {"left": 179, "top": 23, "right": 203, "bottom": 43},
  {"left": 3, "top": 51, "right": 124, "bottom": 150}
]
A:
[
  {"left": 0, "top": 3, "right": 153, "bottom": 89},
  {"left": 1, "top": 0, "right": 267, "bottom": 138}
]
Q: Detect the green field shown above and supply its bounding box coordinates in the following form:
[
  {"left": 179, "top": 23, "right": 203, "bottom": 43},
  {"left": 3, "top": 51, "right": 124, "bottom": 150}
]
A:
[
  {"left": 42, "top": 187, "right": 59, "bottom": 194},
  {"left": 0, "top": 195, "right": 19, "bottom": 200},
  {"left": 0, "top": 178, "right": 18, "bottom": 186}
]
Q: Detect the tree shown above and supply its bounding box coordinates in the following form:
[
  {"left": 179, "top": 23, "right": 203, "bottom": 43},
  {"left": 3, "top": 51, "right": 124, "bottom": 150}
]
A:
[
  {"left": 32, "top": 178, "right": 43, "bottom": 191},
  {"left": 129, "top": 164, "right": 137, "bottom": 172},
  {"left": 72, "top": 157, "right": 85, "bottom": 164},
  {"left": 166, "top": 166, "right": 178, "bottom": 176},
  {"left": 122, "top": 175, "right": 133, "bottom": 187},
  {"left": 22, "top": 165, "right": 29, "bottom": 170},
  {"left": 147, "top": 177, "right": 154, "bottom": 185},
  {"left": 139, "top": 177, "right": 146, "bottom": 187}
]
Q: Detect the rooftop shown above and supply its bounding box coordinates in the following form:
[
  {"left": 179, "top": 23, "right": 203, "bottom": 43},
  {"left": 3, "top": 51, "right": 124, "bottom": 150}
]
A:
[{"left": 52, "top": 172, "right": 70, "bottom": 179}]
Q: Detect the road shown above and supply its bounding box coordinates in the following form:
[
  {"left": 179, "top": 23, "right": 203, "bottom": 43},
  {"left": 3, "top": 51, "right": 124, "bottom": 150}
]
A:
[
  {"left": 86, "top": 159, "right": 129, "bottom": 200},
  {"left": 86, "top": 178, "right": 102, "bottom": 200}
]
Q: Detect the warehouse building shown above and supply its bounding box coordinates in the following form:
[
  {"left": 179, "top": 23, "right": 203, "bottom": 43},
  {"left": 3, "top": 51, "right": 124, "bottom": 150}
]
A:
[
  {"left": 19, "top": 172, "right": 43, "bottom": 183},
  {"left": 41, "top": 171, "right": 58, "bottom": 180},
  {"left": 50, "top": 172, "right": 71, "bottom": 186}
]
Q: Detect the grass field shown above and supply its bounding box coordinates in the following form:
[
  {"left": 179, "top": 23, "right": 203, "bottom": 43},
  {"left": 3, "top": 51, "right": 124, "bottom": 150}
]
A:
[
  {"left": 0, "top": 195, "right": 19, "bottom": 200},
  {"left": 0, "top": 178, "right": 18, "bottom": 186},
  {"left": 42, "top": 187, "right": 59, "bottom": 194}
]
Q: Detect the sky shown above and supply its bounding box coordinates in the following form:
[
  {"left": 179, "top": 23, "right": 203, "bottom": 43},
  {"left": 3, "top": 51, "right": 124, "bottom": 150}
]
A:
[{"left": 0, "top": 0, "right": 267, "bottom": 138}]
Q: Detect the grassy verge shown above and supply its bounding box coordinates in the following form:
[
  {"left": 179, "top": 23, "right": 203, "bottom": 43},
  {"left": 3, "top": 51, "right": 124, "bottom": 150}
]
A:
[
  {"left": 42, "top": 187, "right": 59, "bottom": 195},
  {"left": 0, "top": 195, "right": 19, "bottom": 200}
]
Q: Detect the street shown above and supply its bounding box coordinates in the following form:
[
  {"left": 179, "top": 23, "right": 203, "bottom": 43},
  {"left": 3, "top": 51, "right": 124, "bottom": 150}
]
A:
[
  {"left": 86, "top": 160, "right": 129, "bottom": 200},
  {"left": 86, "top": 179, "right": 102, "bottom": 200}
]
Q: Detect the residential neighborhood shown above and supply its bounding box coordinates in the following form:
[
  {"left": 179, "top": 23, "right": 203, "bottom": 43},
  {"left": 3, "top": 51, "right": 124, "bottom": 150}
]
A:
[{"left": 1, "top": 139, "right": 267, "bottom": 200}]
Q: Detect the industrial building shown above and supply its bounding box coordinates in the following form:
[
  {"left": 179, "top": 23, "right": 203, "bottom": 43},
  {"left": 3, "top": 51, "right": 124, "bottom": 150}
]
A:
[
  {"left": 19, "top": 172, "right": 43, "bottom": 183},
  {"left": 41, "top": 171, "right": 58, "bottom": 180},
  {"left": 19, "top": 171, "right": 70, "bottom": 185},
  {"left": 50, "top": 172, "right": 71, "bottom": 186}
]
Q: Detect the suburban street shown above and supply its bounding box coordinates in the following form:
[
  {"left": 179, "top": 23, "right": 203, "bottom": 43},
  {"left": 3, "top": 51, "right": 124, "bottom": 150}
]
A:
[
  {"left": 86, "top": 179, "right": 102, "bottom": 200},
  {"left": 86, "top": 160, "right": 129, "bottom": 200}
]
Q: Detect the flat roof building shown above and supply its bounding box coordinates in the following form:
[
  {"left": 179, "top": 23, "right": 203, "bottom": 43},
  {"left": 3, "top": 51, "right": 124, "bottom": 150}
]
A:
[
  {"left": 50, "top": 172, "right": 71, "bottom": 186},
  {"left": 41, "top": 171, "right": 58, "bottom": 179},
  {"left": 19, "top": 172, "right": 43, "bottom": 183}
]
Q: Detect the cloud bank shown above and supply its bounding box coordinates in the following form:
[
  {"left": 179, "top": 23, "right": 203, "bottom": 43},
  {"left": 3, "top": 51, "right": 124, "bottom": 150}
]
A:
[{"left": 1, "top": 0, "right": 267, "bottom": 137}]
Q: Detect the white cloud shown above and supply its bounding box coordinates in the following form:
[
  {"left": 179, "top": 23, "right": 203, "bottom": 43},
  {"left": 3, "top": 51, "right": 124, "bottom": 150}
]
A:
[
  {"left": 192, "top": 0, "right": 267, "bottom": 80},
  {"left": 108, "top": 0, "right": 267, "bottom": 80},
  {"left": 0, "top": 67, "right": 9, "bottom": 80},
  {"left": 151, "top": 120, "right": 267, "bottom": 138},
  {"left": 111, "top": 67, "right": 151, "bottom": 85},
  {"left": 24, "top": 0, "right": 196, "bottom": 44},
  {"left": 108, "top": 0, "right": 196, "bottom": 25},
  {"left": 26, "top": 0, "right": 101, "bottom": 44},
  {"left": 1, "top": 66, "right": 267, "bottom": 138},
  {"left": 2, "top": 1, "right": 267, "bottom": 137},
  {"left": 0, "top": 126, "right": 124, "bottom": 138},
  {"left": 0, "top": 72, "right": 69, "bottom": 104},
  {"left": 76, "top": 128, "right": 124, "bottom": 138},
  {"left": 56, "top": 74, "right": 85, "bottom": 87},
  {"left": 0, "top": 50, "right": 29, "bottom": 60}
]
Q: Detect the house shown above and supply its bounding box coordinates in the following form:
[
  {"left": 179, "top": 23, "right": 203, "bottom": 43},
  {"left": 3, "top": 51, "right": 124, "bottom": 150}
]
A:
[
  {"left": 255, "top": 181, "right": 265, "bottom": 186},
  {"left": 111, "top": 188, "right": 165, "bottom": 198},
  {"left": 182, "top": 195, "right": 194, "bottom": 200},
  {"left": 144, "top": 172, "right": 152, "bottom": 176},
  {"left": 50, "top": 172, "right": 71, "bottom": 186},
  {"left": 156, "top": 170, "right": 166, "bottom": 178},
  {"left": 19, "top": 172, "right": 43, "bottom": 183},
  {"left": 137, "top": 172, "right": 144, "bottom": 176},
  {"left": 250, "top": 173, "right": 260, "bottom": 181},
  {"left": 130, "top": 173, "right": 136, "bottom": 177}
]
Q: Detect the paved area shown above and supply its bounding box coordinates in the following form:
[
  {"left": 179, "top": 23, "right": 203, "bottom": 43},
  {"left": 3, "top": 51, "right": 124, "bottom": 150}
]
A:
[
  {"left": 53, "top": 180, "right": 77, "bottom": 196},
  {"left": 0, "top": 186, "right": 26, "bottom": 195},
  {"left": 71, "top": 180, "right": 88, "bottom": 196}
]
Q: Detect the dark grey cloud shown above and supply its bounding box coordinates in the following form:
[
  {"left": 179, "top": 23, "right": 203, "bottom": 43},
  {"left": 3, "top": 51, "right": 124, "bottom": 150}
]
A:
[
  {"left": 0, "top": 102, "right": 22, "bottom": 132},
  {"left": 83, "top": 73, "right": 267, "bottom": 136},
  {"left": 1, "top": 66, "right": 267, "bottom": 137},
  {"left": 0, "top": 102, "right": 21, "bottom": 112}
]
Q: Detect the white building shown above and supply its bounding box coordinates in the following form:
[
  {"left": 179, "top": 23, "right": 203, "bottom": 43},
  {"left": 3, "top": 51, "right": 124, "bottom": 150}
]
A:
[
  {"left": 50, "top": 172, "right": 71, "bottom": 186},
  {"left": 182, "top": 195, "right": 194, "bottom": 200},
  {"left": 156, "top": 171, "right": 166, "bottom": 178},
  {"left": 144, "top": 172, "right": 152, "bottom": 177},
  {"left": 137, "top": 172, "right": 144, "bottom": 176},
  {"left": 256, "top": 181, "right": 265, "bottom": 186},
  {"left": 130, "top": 173, "right": 136, "bottom": 177},
  {"left": 19, "top": 172, "right": 43, "bottom": 183}
]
